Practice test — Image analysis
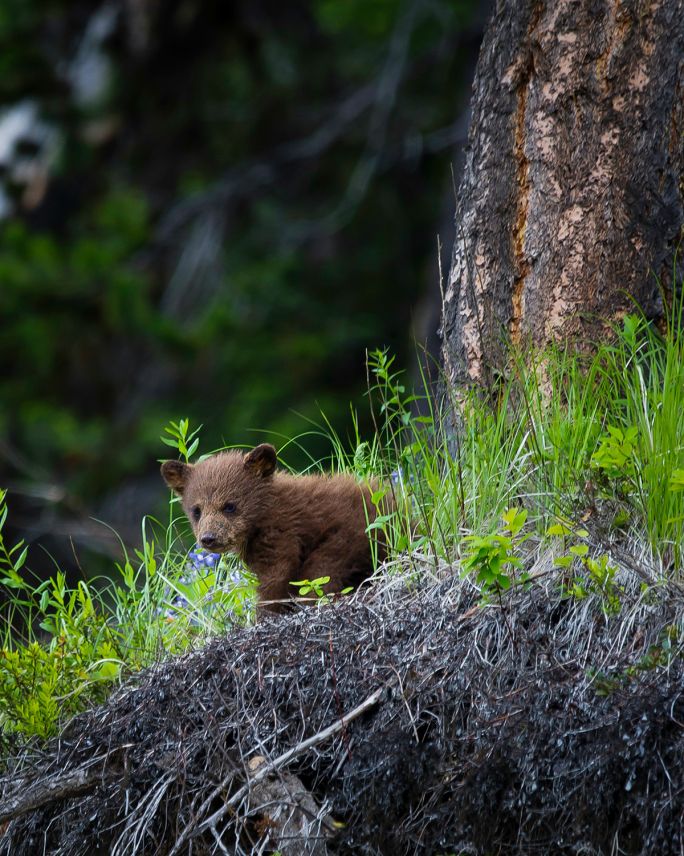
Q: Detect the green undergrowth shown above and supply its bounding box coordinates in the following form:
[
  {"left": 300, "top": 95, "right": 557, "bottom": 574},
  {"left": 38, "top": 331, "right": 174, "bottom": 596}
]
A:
[{"left": 2, "top": 298, "right": 684, "bottom": 742}]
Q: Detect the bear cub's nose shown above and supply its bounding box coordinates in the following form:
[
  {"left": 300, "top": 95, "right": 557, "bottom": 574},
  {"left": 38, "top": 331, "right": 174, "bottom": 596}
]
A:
[{"left": 200, "top": 533, "right": 218, "bottom": 549}]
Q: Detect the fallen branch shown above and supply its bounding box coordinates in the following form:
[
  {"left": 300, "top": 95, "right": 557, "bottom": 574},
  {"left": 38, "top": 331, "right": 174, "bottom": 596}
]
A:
[
  {"left": 168, "top": 685, "right": 386, "bottom": 856},
  {"left": 0, "top": 755, "right": 115, "bottom": 826}
]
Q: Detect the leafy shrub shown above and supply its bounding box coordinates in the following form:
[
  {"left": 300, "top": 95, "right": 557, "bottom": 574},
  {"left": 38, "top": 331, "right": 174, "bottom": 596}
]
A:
[
  {"left": 0, "top": 422, "right": 258, "bottom": 741},
  {"left": 460, "top": 507, "right": 529, "bottom": 593}
]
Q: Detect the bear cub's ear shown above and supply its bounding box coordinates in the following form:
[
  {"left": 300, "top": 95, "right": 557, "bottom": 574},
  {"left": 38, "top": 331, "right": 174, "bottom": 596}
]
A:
[
  {"left": 244, "top": 443, "right": 277, "bottom": 478},
  {"left": 161, "top": 460, "right": 193, "bottom": 495}
]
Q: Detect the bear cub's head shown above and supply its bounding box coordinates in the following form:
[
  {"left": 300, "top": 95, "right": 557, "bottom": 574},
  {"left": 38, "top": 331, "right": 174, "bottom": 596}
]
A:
[{"left": 161, "top": 444, "right": 277, "bottom": 556}]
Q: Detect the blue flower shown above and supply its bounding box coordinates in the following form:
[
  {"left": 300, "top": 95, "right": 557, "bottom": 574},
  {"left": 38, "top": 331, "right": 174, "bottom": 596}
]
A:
[
  {"left": 188, "top": 544, "right": 220, "bottom": 572},
  {"left": 160, "top": 544, "right": 247, "bottom": 623}
]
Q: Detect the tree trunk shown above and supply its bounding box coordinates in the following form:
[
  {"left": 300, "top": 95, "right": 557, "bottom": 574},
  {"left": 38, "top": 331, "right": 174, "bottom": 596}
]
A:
[{"left": 440, "top": 0, "right": 684, "bottom": 386}]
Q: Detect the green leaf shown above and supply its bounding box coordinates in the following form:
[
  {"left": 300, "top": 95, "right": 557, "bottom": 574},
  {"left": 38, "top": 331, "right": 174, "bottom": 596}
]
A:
[
  {"left": 8, "top": 539, "right": 25, "bottom": 556},
  {"left": 14, "top": 546, "right": 28, "bottom": 571},
  {"left": 670, "top": 469, "right": 684, "bottom": 492},
  {"left": 547, "top": 523, "right": 573, "bottom": 537},
  {"left": 569, "top": 544, "right": 589, "bottom": 557},
  {"left": 502, "top": 506, "right": 527, "bottom": 535},
  {"left": 366, "top": 514, "right": 393, "bottom": 532}
]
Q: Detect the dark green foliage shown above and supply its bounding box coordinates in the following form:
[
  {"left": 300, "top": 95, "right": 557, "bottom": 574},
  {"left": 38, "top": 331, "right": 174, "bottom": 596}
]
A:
[
  {"left": 0, "top": 191, "right": 156, "bottom": 489},
  {"left": 0, "top": 0, "right": 482, "bottom": 562}
]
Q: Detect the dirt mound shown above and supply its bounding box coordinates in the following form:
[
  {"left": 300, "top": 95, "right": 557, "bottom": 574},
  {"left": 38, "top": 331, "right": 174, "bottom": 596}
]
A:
[{"left": 2, "top": 555, "right": 684, "bottom": 855}]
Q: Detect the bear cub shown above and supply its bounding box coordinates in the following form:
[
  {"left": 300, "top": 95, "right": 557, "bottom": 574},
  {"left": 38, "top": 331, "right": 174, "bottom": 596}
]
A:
[{"left": 161, "top": 444, "right": 385, "bottom": 613}]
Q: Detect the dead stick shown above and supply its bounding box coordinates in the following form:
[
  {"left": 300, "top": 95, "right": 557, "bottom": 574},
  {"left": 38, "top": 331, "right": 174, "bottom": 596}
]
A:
[
  {"left": 168, "top": 684, "right": 386, "bottom": 855},
  {"left": 0, "top": 758, "right": 112, "bottom": 825}
]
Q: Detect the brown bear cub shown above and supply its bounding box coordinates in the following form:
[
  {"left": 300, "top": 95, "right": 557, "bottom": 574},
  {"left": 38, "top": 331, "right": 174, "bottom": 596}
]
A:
[{"left": 161, "top": 444, "right": 385, "bottom": 613}]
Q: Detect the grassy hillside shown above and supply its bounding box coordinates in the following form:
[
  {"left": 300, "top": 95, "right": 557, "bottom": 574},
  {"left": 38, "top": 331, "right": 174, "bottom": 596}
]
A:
[{"left": 1, "top": 302, "right": 684, "bottom": 744}]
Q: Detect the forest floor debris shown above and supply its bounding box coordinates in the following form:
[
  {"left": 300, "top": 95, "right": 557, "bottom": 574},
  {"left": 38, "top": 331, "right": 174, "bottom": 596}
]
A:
[{"left": 2, "top": 550, "right": 684, "bottom": 855}]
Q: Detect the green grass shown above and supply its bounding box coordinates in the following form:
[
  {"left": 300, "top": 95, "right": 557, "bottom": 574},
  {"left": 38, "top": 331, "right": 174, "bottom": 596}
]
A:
[
  {"left": 2, "top": 300, "right": 684, "bottom": 742},
  {"left": 360, "top": 305, "right": 684, "bottom": 569},
  {"left": 598, "top": 311, "right": 684, "bottom": 565}
]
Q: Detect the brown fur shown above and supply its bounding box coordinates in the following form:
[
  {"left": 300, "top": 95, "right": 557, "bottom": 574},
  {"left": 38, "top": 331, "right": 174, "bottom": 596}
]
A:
[{"left": 161, "top": 444, "right": 385, "bottom": 613}]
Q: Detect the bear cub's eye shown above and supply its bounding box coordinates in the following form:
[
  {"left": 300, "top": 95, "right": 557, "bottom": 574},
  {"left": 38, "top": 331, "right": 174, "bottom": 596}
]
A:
[
  {"left": 223, "top": 502, "right": 237, "bottom": 514},
  {"left": 191, "top": 505, "right": 201, "bottom": 521}
]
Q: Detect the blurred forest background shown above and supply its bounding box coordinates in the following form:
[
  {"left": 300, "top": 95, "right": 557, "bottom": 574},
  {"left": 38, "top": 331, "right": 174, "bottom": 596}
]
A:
[{"left": 0, "top": 0, "right": 489, "bottom": 575}]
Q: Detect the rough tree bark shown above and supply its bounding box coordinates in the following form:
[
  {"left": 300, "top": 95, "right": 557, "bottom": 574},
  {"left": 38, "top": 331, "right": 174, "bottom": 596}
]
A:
[{"left": 441, "top": 0, "right": 684, "bottom": 386}]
